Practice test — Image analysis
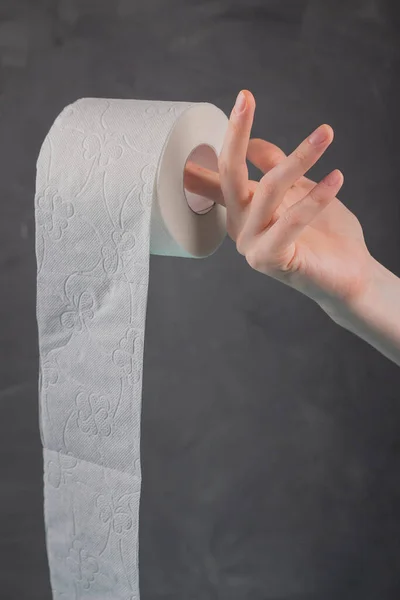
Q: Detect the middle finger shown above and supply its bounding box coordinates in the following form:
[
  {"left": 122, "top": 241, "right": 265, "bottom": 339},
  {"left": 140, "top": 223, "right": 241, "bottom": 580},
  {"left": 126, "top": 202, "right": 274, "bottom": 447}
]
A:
[
  {"left": 265, "top": 123, "right": 334, "bottom": 193},
  {"left": 242, "top": 124, "right": 334, "bottom": 239}
]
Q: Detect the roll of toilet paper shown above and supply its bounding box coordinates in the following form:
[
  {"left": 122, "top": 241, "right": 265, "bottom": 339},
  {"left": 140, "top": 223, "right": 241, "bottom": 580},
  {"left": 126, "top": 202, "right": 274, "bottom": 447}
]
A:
[{"left": 34, "top": 98, "right": 228, "bottom": 599}]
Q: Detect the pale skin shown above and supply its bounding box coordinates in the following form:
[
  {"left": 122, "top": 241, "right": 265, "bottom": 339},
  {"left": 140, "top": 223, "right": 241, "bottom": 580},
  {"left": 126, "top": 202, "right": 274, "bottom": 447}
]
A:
[{"left": 184, "top": 90, "right": 400, "bottom": 367}]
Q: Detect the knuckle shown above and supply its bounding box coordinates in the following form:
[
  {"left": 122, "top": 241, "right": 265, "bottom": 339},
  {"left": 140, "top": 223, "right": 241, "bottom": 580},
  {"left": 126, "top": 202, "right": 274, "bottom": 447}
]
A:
[
  {"left": 259, "top": 176, "right": 277, "bottom": 197},
  {"left": 246, "top": 248, "right": 260, "bottom": 270},
  {"left": 309, "top": 184, "right": 328, "bottom": 205},
  {"left": 293, "top": 148, "right": 308, "bottom": 164},
  {"left": 282, "top": 210, "right": 301, "bottom": 227},
  {"left": 308, "top": 186, "right": 321, "bottom": 203},
  {"left": 235, "top": 233, "right": 247, "bottom": 256},
  {"left": 230, "top": 121, "right": 241, "bottom": 137}
]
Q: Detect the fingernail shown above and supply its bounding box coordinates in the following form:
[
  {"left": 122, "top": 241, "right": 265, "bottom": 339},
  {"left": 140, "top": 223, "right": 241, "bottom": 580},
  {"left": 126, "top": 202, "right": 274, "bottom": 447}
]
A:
[
  {"left": 233, "top": 90, "right": 246, "bottom": 115},
  {"left": 308, "top": 125, "right": 328, "bottom": 145},
  {"left": 324, "top": 169, "right": 340, "bottom": 186}
]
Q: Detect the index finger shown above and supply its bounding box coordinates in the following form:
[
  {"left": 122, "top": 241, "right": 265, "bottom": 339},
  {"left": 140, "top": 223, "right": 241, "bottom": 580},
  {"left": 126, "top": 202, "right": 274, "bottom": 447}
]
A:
[{"left": 183, "top": 160, "right": 258, "bottom": 206}]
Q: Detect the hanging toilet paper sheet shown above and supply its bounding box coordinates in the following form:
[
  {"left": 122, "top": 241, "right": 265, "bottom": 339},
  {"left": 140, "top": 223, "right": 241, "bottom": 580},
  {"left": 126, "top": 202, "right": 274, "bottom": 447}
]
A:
[{"left": 35, "top": 98, "right": 228, "bottom": 599}]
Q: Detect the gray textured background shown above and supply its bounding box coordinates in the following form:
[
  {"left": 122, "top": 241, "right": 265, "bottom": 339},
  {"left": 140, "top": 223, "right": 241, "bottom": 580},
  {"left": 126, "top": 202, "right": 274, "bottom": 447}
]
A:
[{"left": 1, "top": 1, "right": 400, "bottom": 599}]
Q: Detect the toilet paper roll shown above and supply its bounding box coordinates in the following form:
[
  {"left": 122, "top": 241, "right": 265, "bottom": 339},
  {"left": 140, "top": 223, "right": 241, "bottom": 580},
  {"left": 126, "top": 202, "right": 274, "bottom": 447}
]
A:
[{"left": 34, "top": 98, "right": 228, "bottom": 599}]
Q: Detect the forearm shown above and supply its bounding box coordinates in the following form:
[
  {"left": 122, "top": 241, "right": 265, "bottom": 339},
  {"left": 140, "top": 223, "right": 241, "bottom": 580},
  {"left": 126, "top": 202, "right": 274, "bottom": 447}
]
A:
[{"left": 323, "top": 256, "right": 400, "bottom": 366}]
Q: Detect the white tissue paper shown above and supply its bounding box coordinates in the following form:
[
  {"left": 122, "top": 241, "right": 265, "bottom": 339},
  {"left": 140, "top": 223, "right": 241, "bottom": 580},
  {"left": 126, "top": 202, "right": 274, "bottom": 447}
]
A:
[{"left": 35, "top": 98, "right": 228, "bottom": 599}]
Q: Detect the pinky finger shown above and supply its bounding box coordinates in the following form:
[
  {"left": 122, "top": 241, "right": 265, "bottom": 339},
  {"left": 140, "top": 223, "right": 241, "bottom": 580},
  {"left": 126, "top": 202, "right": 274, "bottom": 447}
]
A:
[{"left": 264, "top": 169, "right": 344, "bottom": 254}]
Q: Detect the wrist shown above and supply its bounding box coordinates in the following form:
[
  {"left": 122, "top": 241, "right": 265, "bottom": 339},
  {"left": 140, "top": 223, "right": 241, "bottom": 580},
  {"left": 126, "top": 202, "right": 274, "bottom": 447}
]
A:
[
  {"left": 320, "top": 255, "right": 400, "bottom": 365},
  {"left": 314, "top": 253, "right": 378, "bottom": 327},
  {"left": 337, "top": 254, "right": 381, "bottom": 322},
  {"left": 343, "top": 255, "right": 397, "bottom": 321}
]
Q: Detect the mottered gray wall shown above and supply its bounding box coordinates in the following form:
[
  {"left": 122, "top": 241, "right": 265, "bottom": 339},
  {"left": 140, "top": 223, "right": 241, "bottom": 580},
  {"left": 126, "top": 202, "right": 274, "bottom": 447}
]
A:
[{"left": 1, "top": 1, "right": 400, "bottom": 598}]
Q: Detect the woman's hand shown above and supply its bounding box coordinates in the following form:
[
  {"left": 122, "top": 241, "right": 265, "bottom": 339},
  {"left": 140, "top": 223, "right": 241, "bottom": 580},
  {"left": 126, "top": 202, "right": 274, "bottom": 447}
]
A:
[
  {"left": 220, "top": 89, "right": 373, "bottom": 306},
  {"left": 185, "top": 90, "right": 400, "bottom": 366},
  {"left": 185, "top": 90, "right": 373, "bottom": 308}
]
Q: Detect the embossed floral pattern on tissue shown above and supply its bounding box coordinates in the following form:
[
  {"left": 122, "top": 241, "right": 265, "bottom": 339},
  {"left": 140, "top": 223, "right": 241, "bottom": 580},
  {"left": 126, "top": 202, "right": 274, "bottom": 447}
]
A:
[
  {"left": 67, "top": 540, "right": 99, "bottom": 590},
  {"left": 36, "top": 186, "right": 74, "bottom": 241},
  {"left": 75, "top": 391, "right": 113, "bottom": 438}
]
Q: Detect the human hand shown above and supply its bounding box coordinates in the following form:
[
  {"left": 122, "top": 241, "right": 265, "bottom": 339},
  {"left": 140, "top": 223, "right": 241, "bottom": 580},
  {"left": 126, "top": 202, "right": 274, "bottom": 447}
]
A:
[{"left": 184, "top": 90, "right": 373, "bottom": 308}]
